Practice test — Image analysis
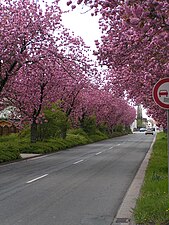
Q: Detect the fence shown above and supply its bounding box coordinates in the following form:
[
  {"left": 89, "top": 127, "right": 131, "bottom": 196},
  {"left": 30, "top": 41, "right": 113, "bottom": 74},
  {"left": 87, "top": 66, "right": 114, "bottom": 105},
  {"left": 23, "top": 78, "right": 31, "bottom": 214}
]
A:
[{"left": 0, "top": 120, "right": 18, "bottom": 136}]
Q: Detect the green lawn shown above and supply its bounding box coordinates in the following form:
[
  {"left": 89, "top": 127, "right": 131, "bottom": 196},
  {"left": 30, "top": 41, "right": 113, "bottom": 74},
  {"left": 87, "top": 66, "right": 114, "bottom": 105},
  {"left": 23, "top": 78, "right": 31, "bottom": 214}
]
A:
[{"left": 134, "top": 132, "right": 169, "bottom": 225}]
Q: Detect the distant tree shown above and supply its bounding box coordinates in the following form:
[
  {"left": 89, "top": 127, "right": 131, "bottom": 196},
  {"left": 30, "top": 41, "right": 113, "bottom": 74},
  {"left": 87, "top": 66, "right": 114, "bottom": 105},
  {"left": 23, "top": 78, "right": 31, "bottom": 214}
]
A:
[{"left": 70, "top": 87, "right": 136, "bottom": 135}]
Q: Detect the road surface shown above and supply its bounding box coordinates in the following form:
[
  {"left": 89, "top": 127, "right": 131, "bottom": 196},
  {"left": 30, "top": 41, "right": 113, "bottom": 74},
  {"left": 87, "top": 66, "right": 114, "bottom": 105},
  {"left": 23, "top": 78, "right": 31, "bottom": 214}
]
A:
[{"left": 0, "top": 133, "right": 154, "bottom": 225}]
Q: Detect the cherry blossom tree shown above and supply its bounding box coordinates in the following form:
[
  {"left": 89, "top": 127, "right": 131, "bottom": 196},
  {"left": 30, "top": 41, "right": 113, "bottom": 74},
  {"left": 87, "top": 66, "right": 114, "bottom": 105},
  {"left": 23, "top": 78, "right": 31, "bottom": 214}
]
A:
[
  {"left": 70, "top": 87, "right": 136, "bottom": 134},
  {"left": 3, "top": 39, "right": 96, "bottom": 142},
  {"left": 0, "top": 0, "right": 99, "bottom": 140},
  {"left": 68, "top": 0, "right": 169, "bottom": 127},
  {"left": 0, "top": 0, "right": 137, "bottom": 143},
  {"left": 3, "top": 58, "right": 62, "bottom": 142},
  {"left": 0, "top": 0, "right": 63, "bottom": 96}
]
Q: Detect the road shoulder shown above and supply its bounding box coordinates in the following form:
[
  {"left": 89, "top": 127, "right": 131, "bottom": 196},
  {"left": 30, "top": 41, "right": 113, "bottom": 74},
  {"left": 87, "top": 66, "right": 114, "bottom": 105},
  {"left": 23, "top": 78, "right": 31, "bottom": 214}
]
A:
[{"left": 112, "top": 134, "right": 157, "bottom": 225}]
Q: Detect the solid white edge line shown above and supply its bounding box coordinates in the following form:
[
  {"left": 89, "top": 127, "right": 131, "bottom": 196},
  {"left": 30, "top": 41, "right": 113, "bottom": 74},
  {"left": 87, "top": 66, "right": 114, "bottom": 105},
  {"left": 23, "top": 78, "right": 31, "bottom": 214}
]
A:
[
  {"left": 73, "top": 159, "right": 84, "bottom": 165},
  {"left": 95, "top": 152, "right": 102, "bottom": 155},
  {"left": 29, "top": 155, "right": 47, "bottom": 160},
  {"left": 26, "top": 174, "right": 48, "bottom": 184}
]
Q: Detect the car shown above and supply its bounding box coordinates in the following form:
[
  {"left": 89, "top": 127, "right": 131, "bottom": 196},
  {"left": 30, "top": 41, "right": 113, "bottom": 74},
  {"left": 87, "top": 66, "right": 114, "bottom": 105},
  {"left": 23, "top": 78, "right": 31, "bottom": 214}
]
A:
[
  {"left": 145, "top": 128, "right": 153, "bottom": 135},
  {"left": 159, "top": 90, "right": 168, "bottom": 97},
  {"left": 140, "top": 128, "right": 147, "bottom": 132}
]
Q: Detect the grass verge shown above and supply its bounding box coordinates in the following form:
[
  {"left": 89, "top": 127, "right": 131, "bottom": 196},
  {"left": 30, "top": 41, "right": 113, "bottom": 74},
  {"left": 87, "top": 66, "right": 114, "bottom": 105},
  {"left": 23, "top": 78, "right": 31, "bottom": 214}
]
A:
[{"left": 134, "top": 132, "right": 169, "bottom": 225}]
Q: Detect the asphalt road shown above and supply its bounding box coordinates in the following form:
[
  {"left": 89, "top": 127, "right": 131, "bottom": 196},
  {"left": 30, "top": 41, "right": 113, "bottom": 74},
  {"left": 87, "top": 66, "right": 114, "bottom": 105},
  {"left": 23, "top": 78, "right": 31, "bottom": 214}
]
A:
[{"left": 0, "top": 133, "right": 154, "bottom": 225}]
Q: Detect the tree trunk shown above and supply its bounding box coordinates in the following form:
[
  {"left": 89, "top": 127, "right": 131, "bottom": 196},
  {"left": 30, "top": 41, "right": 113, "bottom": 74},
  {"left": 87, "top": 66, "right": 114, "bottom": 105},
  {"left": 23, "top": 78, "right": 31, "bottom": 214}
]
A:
[
  {"left": 31, "top": 120, "right": 38, "bottom": 143},
  {"left": 60, "top": 128, "right": 67, "bottom": 139}
]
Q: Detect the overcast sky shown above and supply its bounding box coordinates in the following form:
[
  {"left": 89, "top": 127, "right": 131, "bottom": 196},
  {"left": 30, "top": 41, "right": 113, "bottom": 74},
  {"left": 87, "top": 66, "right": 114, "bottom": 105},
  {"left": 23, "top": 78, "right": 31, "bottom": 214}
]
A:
[{"left": 59, "top": 1, "right": 101, "bottom": 50}]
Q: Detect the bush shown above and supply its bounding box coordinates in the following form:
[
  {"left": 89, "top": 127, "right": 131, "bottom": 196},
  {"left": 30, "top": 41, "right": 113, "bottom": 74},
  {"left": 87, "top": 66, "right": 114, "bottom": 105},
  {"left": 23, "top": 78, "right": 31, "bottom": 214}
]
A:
[
  {"left": 0, "top": 125, "right": 128, "bottom": 162},
  {"left": 38, "top": 105, "right": 69, "bottom": 140},
  {"left": 80, "top": 115, "right": 97, "bottom": 135},
  {"left": 0, "top": 134, "right": 20, "bottom": 163},
  {"left": 65, "top": 133, "right": 89, "bottom": 146},
  {"left": 113, "top": 124, "right": 124, "bottom": 132},
  {"left": 97, "top": 123, "right": 109, "bottom": 136},
  {"left": 89, "top": 129, "right": 108, "bottom": 142},
  {"left": 68, "top": 128, "right": 89, "bottom": 140}
]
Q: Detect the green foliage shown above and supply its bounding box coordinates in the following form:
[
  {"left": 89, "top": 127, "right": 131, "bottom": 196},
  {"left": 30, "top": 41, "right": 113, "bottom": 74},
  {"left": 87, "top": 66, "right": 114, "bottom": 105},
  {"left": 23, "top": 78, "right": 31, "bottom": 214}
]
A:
[
  {"left": 80, "top": 115, "right": 97, "bottom": 135},
  {"left": 68, "top": 128, "right": 90, "bottom": 140},
  {"left": 125, "top": 126, "right": 132, "bottom": 134},
  {"left": 38, "top": 105, "right": 69, "bottom": 140},
  {"left": 97, "top": 123, "right": 110, "bottom": 136},
  {"left": 65, "top": 133, "right": 89, "bottom": 146},
  {"left": 0, "top": 134, "right": 21, "bottom": 163},
  {"left": 17, "top": 133, "right": 90, "bottom": 154},
  {"left": 113, "top": 124, "right": 124, "bottom": 132},
  {"left": 0, "top": 120, "right": 131, "bottom": 163},
  {"left": 89, "top": 129, "right": 108, "bottom": 142},
  {"left": 19, "top": 125, "right": 30, "bottom": 138},
  {"left": 134, "top": 132, "right": 169, "bottom": 224}
]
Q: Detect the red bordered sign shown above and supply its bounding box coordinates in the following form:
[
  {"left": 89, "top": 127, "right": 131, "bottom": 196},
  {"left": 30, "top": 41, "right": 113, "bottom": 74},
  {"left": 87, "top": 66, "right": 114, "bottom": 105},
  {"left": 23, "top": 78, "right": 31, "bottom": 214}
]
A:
[{"left": 153, "top": 78, "right": 169, "bottom": 109}]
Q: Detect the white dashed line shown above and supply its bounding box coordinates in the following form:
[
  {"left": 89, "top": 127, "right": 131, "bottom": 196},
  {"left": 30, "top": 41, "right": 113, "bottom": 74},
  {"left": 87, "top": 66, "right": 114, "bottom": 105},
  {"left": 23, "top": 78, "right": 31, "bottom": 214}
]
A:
[
  {"left": 95, "top": 152, "right": 102, "bottom": 155},
  {"left": 26, "top": 174, "right": 48, "bottom": 184},
  {"left": 109, "top": 144, "right": 121, "bottom": 150},
  {"left": 73, "top": 159, "right": 84, "bottom": 165}
]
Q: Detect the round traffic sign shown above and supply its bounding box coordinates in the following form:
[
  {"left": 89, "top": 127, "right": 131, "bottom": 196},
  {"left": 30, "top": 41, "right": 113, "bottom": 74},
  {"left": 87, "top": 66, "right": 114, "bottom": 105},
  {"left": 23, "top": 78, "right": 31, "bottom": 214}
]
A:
[{"left": 153, "top": 78, "right": 169, "bottom": 109}]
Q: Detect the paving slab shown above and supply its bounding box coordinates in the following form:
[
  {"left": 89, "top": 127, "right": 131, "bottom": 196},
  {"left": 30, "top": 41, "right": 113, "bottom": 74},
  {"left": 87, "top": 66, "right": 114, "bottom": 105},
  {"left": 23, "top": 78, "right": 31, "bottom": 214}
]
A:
[{"left": 20, "top": 153, "right": 41, "bottom": 159}]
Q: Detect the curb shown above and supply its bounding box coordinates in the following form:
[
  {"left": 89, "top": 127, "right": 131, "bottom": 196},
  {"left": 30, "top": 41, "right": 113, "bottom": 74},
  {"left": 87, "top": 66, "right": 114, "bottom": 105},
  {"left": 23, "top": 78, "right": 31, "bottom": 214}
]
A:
[
  {"left": 20, "top": 153, "right": 42, "bottom": 159},
  {"left": 0, "top": 154, "right": 43, "bottom": 167},
  {"left": 111, "top": 134, "right": 157, "bottom": 225}
]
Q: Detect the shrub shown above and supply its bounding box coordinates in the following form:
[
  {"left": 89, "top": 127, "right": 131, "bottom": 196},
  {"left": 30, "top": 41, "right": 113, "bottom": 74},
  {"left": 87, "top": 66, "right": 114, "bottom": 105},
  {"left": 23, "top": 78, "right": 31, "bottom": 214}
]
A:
[
  {"left": 89, "top": 129, "right": 108, "bottom": 142},
  {"left": 0, "top": 135, "right": 20, "bottom": 162},
  {"left": 37, "top": 105, "right": 69, "bottom": 140},
  {"left": 80, "top": 115, "right": 97, "bottom": 135},
  {"left": 0, "top": 123, "right": 128, "bottom": 162},
  {"left": 65, "top": 133, "right": 89, "bottom": 146}
]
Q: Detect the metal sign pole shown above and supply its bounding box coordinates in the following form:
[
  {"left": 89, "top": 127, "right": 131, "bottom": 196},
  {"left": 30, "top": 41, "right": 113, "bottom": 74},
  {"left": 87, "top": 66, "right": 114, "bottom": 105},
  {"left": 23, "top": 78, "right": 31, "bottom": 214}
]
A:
[{"left": 168, "top": 110, "right": 169, "bottom": 194}]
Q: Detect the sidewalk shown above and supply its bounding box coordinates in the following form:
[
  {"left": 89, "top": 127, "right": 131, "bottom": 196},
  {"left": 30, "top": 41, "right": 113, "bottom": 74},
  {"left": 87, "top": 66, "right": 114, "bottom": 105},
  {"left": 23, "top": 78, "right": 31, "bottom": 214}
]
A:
[
  {"left": 112, "top": 134, "right": 156, "bottom": 225},
  {"left": 20, "top": 153, "right": 41, "bottom": 159}
]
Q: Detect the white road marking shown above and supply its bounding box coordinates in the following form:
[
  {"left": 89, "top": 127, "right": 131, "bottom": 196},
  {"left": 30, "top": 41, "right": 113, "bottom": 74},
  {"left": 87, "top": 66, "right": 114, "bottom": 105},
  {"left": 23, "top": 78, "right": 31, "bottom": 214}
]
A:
[
  {"left": 109, "top": 144, "right": 121, "bottom": 150},
  {"left": 26, "top": 174, "right": 48, "bottom": 184},
  {"left": 73, "top": 159, "right": 84, "bottom": 165},
  {"left": 95, "top": 152, "right": 102, "bottom": 155}
]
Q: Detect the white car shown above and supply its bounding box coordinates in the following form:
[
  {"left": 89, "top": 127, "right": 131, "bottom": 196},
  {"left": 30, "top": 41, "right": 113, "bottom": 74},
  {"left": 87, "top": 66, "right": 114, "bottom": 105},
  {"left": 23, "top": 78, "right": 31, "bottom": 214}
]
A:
[
  {"left": 145, "top": 128, "right": 153, "bottom": 135},
  {"left": 140, "top": 128, "right": 147, "bottom": 132}
]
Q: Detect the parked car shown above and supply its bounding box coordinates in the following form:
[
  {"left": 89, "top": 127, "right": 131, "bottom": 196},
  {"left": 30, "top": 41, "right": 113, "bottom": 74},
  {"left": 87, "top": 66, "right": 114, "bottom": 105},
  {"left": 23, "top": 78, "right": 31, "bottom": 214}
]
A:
[
  {"left": 140, "top": 128, "right": 147, "bottom": 132},
  {"left": 145, "top": 128, "right": 153, "bottom": 135}
]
